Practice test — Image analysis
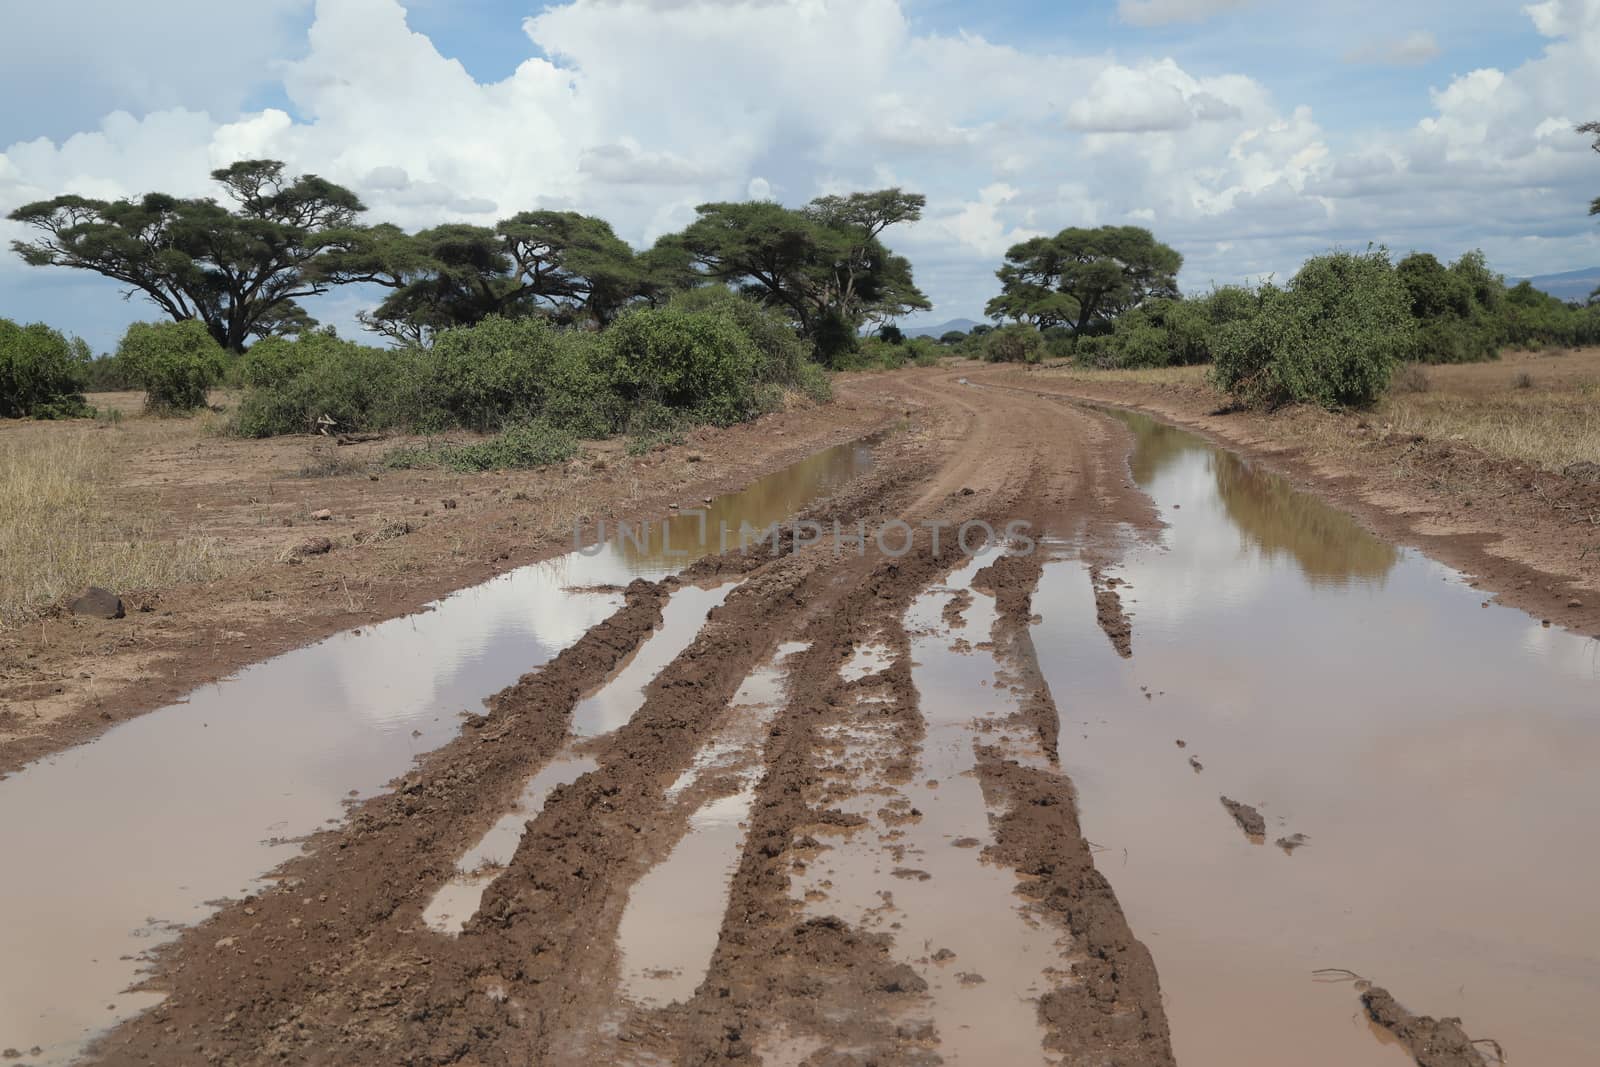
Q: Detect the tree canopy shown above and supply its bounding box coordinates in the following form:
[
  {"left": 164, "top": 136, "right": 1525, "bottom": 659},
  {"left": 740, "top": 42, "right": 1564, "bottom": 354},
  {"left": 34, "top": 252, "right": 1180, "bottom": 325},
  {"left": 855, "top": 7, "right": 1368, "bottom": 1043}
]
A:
[
  {"left": 317, "top": 212, "right": 677, "bottom": 345},
  {"left": 671, "top": 188, "right": 929, "bottom": 364},
  {"left": 1583, "top": 121, "right": 1600, "bottom": 219},
  {"left": 8, "top": 161, "right": 366, "bottom": 351},
  {"left": 985, "top": 226, "right": 1182, "bottom": 338}
]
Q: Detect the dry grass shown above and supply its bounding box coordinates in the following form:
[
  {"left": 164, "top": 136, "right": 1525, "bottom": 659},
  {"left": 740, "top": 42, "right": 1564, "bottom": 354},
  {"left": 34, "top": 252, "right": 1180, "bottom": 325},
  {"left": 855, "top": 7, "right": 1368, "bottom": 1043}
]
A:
[
  {"left": 1380, "top": 385, "right": 1600, "bottom": 471},
  {"left": 0, "top": 428, "right": 223, "bottom": 626},
  {"left": 1034, "top": 349, "right": 1600, "bottom": 474},
  {"left": 1037, "top": 362, "right": 1214, "bottom": 389}
]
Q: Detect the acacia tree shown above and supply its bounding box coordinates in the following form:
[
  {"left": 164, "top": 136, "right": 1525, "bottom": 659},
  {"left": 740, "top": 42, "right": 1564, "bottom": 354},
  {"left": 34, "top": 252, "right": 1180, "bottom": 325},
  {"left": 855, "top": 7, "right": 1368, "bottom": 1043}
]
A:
[
  {"left": 986, "top": 226, "right": 1182, "bottom": 340},
  {"left": 672, "top": 189, "right": 929, "bottom": 364},
  {"left": 1583, "top": 121, "right": 1600, "bottom": 217},
  {"left": 323, "top": 211, "right": 670, "bottom": 344},
  {"left": 9, "top": 161, "right": 366, "bottom": 351}
]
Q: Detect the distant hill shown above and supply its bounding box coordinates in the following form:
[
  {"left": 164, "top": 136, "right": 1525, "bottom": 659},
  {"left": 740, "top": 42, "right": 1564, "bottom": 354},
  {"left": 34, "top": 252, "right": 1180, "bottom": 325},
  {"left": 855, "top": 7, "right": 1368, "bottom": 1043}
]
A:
[
  {"left": 1521, "top": 267, "right": 1600, "bottom": 303},
  {"left": 903, "top": 317, "right": 982, "bottom": 339}
]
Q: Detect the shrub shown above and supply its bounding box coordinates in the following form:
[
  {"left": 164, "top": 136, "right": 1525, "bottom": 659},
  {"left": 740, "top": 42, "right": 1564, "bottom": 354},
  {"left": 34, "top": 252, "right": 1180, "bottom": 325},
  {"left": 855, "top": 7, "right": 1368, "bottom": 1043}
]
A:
[
  {"left": 81, "top": 354, "right": 136, "bottom": 392},
  {"left": 117, "top": 320, "right": 228, "bottom": 414},
  {"left": 234, "top": 335, "right": 416, "bottom": 436},
  {"left": 600, "top": 307, "right": 763, "bottom": 426},
  {"left": 1210, "top": 249, "right": 1415, "bottom": 410},
  {"left": 417, "top": 316, "right": 567, "bottom": 432},
  {"left": 982, "top": 324, "right": 1045, "bottom": 364},
  {"left": 667, "top": 288, "right": 814, "bottom": 388},
  {"left": 386, "top": 418, "right": 579, "bottom": 472},
  {"left": 0, "top": 318, "right": 93, "bottom": 419},
  {"left": 938, "top": 330, "right": 967, "bottom": 345}
]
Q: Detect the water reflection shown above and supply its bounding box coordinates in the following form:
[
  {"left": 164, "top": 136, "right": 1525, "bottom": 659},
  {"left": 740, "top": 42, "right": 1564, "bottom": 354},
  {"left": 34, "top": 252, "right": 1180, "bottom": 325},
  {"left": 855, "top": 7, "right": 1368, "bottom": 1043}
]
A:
[
  {"left": 1035, "top": 413, "right": 1600, "bottom": 1066},
  {"left": 602, "top": 438, "right": 876, "bottom": 575},
  {"left": 0, "top": 435, "right": 878, "bottom": 1064},
  {"left": 1115, "top": 409, "right": 1398, "bottom": 586}
]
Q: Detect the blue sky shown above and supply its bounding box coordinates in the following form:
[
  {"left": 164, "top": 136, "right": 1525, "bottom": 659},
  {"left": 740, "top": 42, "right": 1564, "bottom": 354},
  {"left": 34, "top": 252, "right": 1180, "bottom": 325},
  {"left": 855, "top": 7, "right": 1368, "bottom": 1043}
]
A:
[{"left": 1, "top": 0, "right": 1595, "bottom": 351}]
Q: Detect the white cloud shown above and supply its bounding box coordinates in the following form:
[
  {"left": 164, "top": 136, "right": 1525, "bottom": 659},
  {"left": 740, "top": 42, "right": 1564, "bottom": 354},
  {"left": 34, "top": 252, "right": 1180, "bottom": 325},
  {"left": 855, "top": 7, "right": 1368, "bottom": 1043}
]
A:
[
  {"left": 0, "top": 1, "right": 312, "bottom": 144},
  {"left": 1343, "top": 31, "right": 1442, "bottom": 67},
  {"left": 1066, "top": 60, "right": 1244, "bottom": 133},
  {"left": 1117, "top": 0, "right": 1252, "bottom": 27}
]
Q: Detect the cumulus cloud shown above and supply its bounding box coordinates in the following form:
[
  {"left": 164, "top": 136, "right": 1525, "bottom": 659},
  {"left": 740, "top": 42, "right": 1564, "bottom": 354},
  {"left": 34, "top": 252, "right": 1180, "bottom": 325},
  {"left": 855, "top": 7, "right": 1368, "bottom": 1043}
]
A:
[
  {"left": 1066, "top": 61, "right": 1244, "bottom": 132},
  {"left": 1, "top": 0, "right": 1597, "bottom": 347},
  {"left": 1343, "top": 31, "right": 1441, "bottom": 67},
  {"left": 1117, "top": 0, "right": 1252, "bottom": 27}
]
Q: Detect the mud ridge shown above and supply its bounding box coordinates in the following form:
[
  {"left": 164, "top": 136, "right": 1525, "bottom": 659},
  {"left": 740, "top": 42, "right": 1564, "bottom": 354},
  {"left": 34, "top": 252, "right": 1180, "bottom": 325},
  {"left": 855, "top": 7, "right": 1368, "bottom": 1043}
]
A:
[
  {"left": 84, "top": 578, "right": 673, "bottom": 1065},
  {"left": 1361, "top": 986, "right": 1498, "bottom": 1067},
  {"left": 1088, "top": 565, "right": 1134, "bottom": 658}
]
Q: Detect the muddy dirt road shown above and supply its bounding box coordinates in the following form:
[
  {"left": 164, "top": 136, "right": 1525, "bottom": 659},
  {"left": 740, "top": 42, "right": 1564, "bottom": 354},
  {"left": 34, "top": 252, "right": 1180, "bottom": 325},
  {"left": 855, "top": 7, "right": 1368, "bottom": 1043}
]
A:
[{"left": 3, "top": 365, "right": 1595, "bottom": 1066}]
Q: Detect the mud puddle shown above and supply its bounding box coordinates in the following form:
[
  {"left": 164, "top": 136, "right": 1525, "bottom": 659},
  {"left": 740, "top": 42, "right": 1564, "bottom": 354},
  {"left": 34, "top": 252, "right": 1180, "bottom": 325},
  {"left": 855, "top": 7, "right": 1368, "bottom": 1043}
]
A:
[
  {"left": 615, "top": 643, "right": 804, "bottom": 1008},
  {"left": 794, "top": 550, "right": 1065, "bottom": 1064},
  {"left": 571, "top": 583, "right": 736, "bottom": 739},
  {"left": 1033, "top": 410, "right": 1600, "bottom": 1065},
  {"left": 0, "top": 440, "right": 875, "bottom": 1064}
]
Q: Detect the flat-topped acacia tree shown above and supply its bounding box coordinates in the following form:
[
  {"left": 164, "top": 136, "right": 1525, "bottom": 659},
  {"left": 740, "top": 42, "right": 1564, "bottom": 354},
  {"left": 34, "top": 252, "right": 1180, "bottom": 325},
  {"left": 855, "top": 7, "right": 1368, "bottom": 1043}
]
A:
[{"left": 8, "top": 160, "right": 367, "bottom": 352}]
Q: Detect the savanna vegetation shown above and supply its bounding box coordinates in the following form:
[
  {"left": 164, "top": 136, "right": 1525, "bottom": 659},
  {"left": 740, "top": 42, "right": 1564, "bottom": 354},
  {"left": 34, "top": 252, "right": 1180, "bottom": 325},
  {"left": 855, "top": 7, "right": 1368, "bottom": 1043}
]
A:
[{"left": 5, "top": 160, "right": 922, "bottom": 460}]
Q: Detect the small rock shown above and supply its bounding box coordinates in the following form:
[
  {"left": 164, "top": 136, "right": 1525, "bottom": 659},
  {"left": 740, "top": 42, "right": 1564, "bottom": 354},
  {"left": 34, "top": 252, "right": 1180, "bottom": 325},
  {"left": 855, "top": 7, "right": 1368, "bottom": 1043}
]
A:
[
  {"left": 442, "top": 498, "right": 458, "bottom": 510},
  {"left": 931, "top": 948, "right": 956, "bottom": 962},
  {"left": 687, "top": 454, "right": 702, "bottom": 463},
  {"left": 959, "top": 487, "right": 975, "bottom": 496},
  {"left": 951, "top": 837, "right": 980, "bottom": 848},
  {"left": 311, "top": 508, "right": 332, "bottom": 521},
  {"left": 1189, "top": 756, "right": 1203, "bottom": 772},
  {"left": 1175, "top": 739, "right": 1187, "bottom": 748},
  {"left": 956, "top": 972, "right": 986, "bottom": 986},
  {"left": 3, "top": 1048, "right": 19, "bottom": 1060},
  {"left": 1276, "top": 833, "right": 1310, "bottom": 854},
  {"left": 69, "top": 587, "right": 124, "bottom": 620},
  {"left": 1567, "top": 599, "right": 1583, "bottom": 608}
]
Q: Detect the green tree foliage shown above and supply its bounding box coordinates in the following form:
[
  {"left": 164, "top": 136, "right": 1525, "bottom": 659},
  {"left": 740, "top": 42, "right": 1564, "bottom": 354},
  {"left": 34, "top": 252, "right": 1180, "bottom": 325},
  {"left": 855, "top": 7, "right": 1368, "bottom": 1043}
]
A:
[
  {"left": 325, "top": 213, "right": 668, "bottom": 344},
  {"left": 0, "top": 318, "right": 93, "bottom": 419},
  {"left": 938, "top": 330, "right": 967, "bottom": 345},
  {"left": 1210, "top": 249, "right": 1415, "bottom": 410},
  {"left": 230, "top": 295, "right": 828, "bottom": 450},
  {"left": 9, "top": 161, "right": 366, "bottom": 351},
  {"left": 981, "top": 323, "right": 1046, "bottom": 364},
  {"left": 1080, "top": 286, "right": 1259, "bottom": 369},
  {"left": 673, "top": 189, "right": 929, "bottom": 366},
  {"left": 1394, "top": 251, "right": 1502, "bottom": 362},
  {"left": 116, "top": 320, "right": 229, "bottom": 414},
  {"left": 986, "top": 226, "right": 1182, "bottom": 338}
]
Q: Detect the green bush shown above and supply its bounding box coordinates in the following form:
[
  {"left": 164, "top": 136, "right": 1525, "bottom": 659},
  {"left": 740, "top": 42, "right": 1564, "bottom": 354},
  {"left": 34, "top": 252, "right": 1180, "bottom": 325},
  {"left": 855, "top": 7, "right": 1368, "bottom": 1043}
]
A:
[
  {"left": 233, "top": 297, "right": 833, "bottom": 443},
  {"left": 599, "top": 306, "right": 763, "bottom": 426},
  {"left": 81, "top": 354, "right": 136, "bottom": 392},
  {"left": 117, "top": 320, "right": 228, "bottom": 414},
  {"left": 1210, "top": 249, "right": 1415, "bottom": 410},
  {"left": 385, "top": 418, "right": 579, "bottom": 472},
  {"left": 234, "top": 335, "right": 416, "bottom": 436},
  {"left": 0, "top": 318, "right": 93, "bottom": 419},
  {"left": 666, "top": 288, "right": 814, "bottom": 388},
  {"left": 982, "top": 324, "right": 1045, "bottom": 364}
]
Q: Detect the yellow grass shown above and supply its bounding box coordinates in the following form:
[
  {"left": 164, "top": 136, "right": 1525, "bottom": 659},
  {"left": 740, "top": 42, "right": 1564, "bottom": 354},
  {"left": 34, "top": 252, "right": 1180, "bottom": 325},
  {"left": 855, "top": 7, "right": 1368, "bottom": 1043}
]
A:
[
  {"left": 0, "top": 428, "right": 222, "bottom": 626},
  {"left": 1380, "top": 385, "right": 1600, "bottom": 471}
]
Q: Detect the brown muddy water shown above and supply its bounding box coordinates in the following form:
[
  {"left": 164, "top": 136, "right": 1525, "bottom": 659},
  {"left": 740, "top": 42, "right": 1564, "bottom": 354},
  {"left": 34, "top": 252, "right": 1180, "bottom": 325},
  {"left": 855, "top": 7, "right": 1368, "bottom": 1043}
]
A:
[
  {"left": 793, "top": 550, "right": 1064, "bottom": 1065},
  {"left": 0, "top": 438, "right": 874, "bottom": 1063},
  {"left": 1032, "top": 411, "right": 1600, "bottom": 1065}
]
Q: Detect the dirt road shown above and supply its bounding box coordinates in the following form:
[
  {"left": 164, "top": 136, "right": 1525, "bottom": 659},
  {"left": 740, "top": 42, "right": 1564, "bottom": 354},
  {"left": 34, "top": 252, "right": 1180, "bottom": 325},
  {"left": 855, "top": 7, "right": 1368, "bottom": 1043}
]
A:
[
  {"left": 56, "top": 367, "right": 1178, "bottom": 1065},
  {"left": 11, "top": 364, "right": 1589, "bottom": 1065}
]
